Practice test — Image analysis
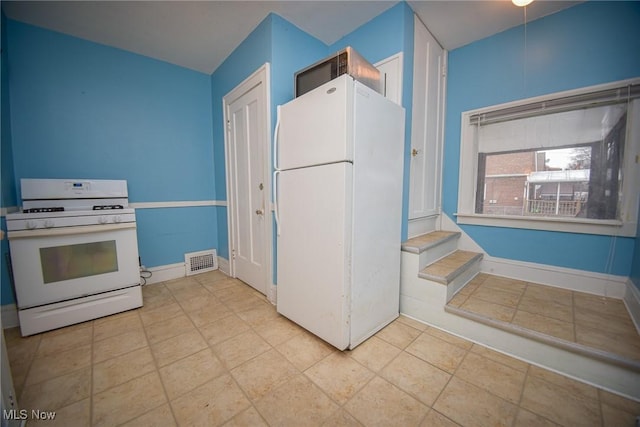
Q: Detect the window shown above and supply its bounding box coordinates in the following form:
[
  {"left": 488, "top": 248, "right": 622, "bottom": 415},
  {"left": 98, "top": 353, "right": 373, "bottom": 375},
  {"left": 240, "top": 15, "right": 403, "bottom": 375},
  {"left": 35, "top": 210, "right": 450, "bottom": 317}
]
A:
[{"left": 457, "top": 79, "right": 640, "bottom": 236}]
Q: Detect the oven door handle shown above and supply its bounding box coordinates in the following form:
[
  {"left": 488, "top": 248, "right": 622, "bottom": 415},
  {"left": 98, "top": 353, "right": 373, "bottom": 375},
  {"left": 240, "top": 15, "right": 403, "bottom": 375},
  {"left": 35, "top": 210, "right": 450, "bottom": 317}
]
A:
[{"left": 7, "top": 223, "right": 136, "bottom": 239}]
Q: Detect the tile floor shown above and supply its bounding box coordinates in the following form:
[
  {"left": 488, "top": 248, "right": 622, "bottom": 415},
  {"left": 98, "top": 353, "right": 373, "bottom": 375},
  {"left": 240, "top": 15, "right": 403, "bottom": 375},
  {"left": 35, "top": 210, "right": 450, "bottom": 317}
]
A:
[
  {"left": 448, "top": 273, "right": 640, "bottom": 362},
  {"left": 4, "top": 271, "right": 640, "bottom": 426}
]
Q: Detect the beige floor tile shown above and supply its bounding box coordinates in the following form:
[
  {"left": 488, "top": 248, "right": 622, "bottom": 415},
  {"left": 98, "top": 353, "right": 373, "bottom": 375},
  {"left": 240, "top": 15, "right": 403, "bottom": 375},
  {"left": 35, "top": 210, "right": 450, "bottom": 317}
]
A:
[
  {"left": 320, "top": 409, "right": 362, "bottom": 427},
  {"left": 93, "top": 328, "right": 148, "bottom": 363},
  {"left": 141, "top": 285, "right": 177, "bottom": 310},
  {"left": 170, "top": 286, "right": 212, "bottom": 303},
  {"left": 574, "top": 305, "right": 638, "bottom": 336},
  {"left": 26, "top": 343, "right": 91, "bottom": 386},
  {"left": 599, "top": 389, "right": 640, "bottom": 414},
  {"left": 480, "top": 276, "right": 527, "bottom": 295},
  {"left": 425, "top": 327, "right": 473, "bottom": 350},
  {"left": 513, "top": 408, "right": 559, "bottom": 426},
  {"left": 198, "top": 313, "right": 251, "bottom": 345},
  {"left": 187, "top": 303, "right": 233, "bottom": 328},
  {"left": 194, "top": 269, "right": 228, "bottom": 285},
  {"left": 93, "top": 310, "right": 143, "bottom": 341},
  {"left": 139, "top": 301, "right": 185, "bottom": 326},
  {"left": 92, "top": 371, "right": 167, "bottom": 427},
  {"left": 159, "top": 348, "right": 226, "bottom": 399},
  {"left": 36, "top": 326, "right": 93, "bottom": 358},
  {"left": 511, "top": 310, "right": 575, "bottom": 342},
  {"left": 520, "top": 375, "right": 601, "bottom": 426},
  {"left": 433, "top": 377, "right": 518, "bottom": 427},
  {"left": 574, "top": 293, "right": 629, "bottom": 320},
  {"left": 517, "top": 294, "right": 574, "bottom": 323},
  {"left": 170, "top": 374, "right": 251, "bottom": 427},
  {"left": 601, "top": 403, "right": 640, "bottom": 427},
  {"left": 419, "top": 410, "right": 460, "bottom": 427},
  {"left": 120, "top": 403, "right": 177, "bottom": 427},
  {"left": 213, "top": 330, "right": 272, "bottom": 369},
  {"left": 143, "top": 313, "right": 195, "bottom": 344},
  {"left": 374, "top": 319, "right": 422, "bottom": 349},
  {"left": 454, "top": 352, "right": 526, "bottom": 404},
  {"left": 224, "top": 407, "right": 269, "bottom": 427},
  {"left": 150, "top": 328, "right": 208, "bottom": 367},
  {"left": 469, "top": 344, "right": 529, "bottom": 372},
  {"left": 396, "top": 315, "right": 429, "bottom": 331},
  {"left": 447, "top": 291, "right": 469, "bottom": 308},
  {"left": 528, "top": 365, "right": 599, "bottom": 401},
  {"left": 522, "top": 283, "right": 573, "bottom": 306},
  {"left": 93, "top": 347, "right": 156, "bottom": 394},
  {"left": 27, "top": 398, "right": 90, "bottom": 427},
  {"left": 253, "top": 374, "right": 338, "bottom": 426},
  {"left": 472, "top": 286, "right": 522, "bottom": 307},
  {"left": 230, "top": 349, "right": 298, "bottom": 401},
  {"left": 276, "top": 331, "right": 335, "bottom": 371},
  {"left": 575, "top": 324, "right": 640, "bottom": 360},
  {"left": 349, "top": 336, "right": 401, "bottom": 372},
  {"left": 177, "top": 293, "right": 222, "bottom": 313},
  {"left": 163, "top": 277, "right": 202, "bottom": 293},
  {"left": 305, "top": 352, "right": 374, "bottom": 405},
  {"left": 236, "top": 302, "right": 280, "bottom": 327},
  {"left": 380, "top": 351, "right": 450, "bottom": 406},
  {"left": 20, "top": 367, "right": 91, "bottom": 412},
  {"left": 345, "top": 376, "right": 428, "bottom": 426},
  {"left": 460, "top": 297, "right": 515, "bottom": 322},
  {"left": 406, "top": 332, "right": 467, "bottom": 373},
  {"left": 254, "top": 315, "right": 304, "bottom": 346}
]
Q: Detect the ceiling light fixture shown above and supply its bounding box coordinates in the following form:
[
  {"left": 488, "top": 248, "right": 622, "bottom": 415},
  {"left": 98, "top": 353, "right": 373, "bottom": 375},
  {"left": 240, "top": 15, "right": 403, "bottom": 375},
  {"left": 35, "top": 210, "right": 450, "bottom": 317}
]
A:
[{"left": 512, "top": 0, "right": 533, "bottom": 6}]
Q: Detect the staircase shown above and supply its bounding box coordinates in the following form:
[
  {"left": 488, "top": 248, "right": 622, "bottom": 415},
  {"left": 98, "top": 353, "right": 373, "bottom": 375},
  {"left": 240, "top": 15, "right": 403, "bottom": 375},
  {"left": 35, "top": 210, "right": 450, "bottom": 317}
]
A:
[{"left": 399, "top": 230, "right": 640, "bottom": 399}]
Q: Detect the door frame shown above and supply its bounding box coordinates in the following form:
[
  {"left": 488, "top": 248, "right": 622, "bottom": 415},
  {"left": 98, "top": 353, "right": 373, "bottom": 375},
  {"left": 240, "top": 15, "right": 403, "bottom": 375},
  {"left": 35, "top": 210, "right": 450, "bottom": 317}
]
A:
[{"left": 222, "top": 63, "right": 274, "bottom": 302}]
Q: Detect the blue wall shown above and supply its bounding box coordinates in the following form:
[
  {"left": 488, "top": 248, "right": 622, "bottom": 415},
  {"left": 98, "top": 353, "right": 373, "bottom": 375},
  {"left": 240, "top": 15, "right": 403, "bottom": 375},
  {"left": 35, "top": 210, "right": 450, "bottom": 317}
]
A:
[
  {"left": 1, "top": 13, "right": 17, "bottom": 305},
  {"left": 5, "top": 20, "right": 217, "bottom": 279},
  {"left": 444, "top": 1, "right": 640, "bottom": 276}
]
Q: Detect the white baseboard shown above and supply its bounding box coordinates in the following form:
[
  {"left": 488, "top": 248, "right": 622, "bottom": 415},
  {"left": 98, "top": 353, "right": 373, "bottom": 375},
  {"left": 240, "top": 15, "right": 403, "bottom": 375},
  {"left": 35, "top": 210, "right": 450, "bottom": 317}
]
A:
[
  {"left": 218, "top": 257, "right": 230, "bottom": 276},
  {"left": 268, "top": 283, "right": 277, "bottom": 306},
  {"left": 482, "top": 256, "right": 628, "bottom": 299},
  {"left": 1, "top": 304, "right": 19, "bottom": 329},
  {"left": 144, "top": 263, "right": 186, "bottom": 285},
  {"left": 624, "top": 280, "right": 640, "bottom": 333}
]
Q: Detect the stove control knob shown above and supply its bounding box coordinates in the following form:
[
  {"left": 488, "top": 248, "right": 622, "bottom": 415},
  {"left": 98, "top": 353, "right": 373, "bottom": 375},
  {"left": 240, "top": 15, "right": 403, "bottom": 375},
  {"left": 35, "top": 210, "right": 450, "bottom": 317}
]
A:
[
  {"left": 99, "top": 216, "right": 109, "bottom": 224},
  {"left": 44, "top": 220, "right": 55, "bottom": 228},
  {"left": 112, "top": 216, "right": 122, "bottom": 223},
  {"left": 26, "top": 220, "right": 38, "bottom": 230}
]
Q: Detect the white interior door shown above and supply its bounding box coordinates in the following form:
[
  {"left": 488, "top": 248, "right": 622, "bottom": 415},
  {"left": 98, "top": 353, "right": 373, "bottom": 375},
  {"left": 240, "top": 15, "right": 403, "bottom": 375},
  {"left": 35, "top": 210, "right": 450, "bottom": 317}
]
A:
[
  {"left": 224, "top": 65, "right": 271, "bottom": 296},
  {"left": 409, "top": 15, "right": 447, "bottom": 234}
]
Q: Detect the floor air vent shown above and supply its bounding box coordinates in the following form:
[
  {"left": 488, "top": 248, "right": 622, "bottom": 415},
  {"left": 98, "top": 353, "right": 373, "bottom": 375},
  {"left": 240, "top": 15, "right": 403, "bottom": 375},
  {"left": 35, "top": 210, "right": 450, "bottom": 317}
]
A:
[{"left": 185, "top": 250, "right": 218, "bottom": 276}]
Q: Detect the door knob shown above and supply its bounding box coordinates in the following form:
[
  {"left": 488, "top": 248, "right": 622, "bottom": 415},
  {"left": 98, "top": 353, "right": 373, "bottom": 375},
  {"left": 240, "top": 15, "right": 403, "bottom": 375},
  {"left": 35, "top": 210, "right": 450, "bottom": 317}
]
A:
[
  {"left": 412, "top": 148, "right": 419, "bottom": 157},
  {"left": 256, "top": 209, "right": 264, "bottom": 215}
]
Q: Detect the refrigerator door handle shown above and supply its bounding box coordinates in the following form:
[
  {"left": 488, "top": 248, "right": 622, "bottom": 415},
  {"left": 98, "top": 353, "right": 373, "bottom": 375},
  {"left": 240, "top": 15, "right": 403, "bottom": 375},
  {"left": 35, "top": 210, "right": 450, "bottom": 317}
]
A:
[
  {"left": 273, "top": 105, "right": 282, "bottom": 171},
  {"left": 273, "top": 170, "right": 281, "bottom": 235}
]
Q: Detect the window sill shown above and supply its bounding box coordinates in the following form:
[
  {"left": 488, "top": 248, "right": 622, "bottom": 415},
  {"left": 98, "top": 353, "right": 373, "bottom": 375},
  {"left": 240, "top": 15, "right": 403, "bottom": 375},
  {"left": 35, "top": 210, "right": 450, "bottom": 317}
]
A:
[{"left": 454, "top": 213, "right": 635, "bottom": 237}]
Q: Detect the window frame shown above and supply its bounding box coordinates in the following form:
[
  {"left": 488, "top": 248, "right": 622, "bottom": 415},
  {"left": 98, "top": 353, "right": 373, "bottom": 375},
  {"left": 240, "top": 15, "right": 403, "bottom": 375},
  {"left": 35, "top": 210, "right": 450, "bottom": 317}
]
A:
[{"left": 456, "top": 78, "right": 640, "bottom": 237}]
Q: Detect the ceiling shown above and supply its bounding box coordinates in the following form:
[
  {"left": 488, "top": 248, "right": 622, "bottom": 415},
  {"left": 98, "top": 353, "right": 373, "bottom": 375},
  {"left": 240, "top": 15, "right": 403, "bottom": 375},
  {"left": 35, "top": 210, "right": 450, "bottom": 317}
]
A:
[{"left": 2, "top": 1, "right": 582, "bottom": 75}]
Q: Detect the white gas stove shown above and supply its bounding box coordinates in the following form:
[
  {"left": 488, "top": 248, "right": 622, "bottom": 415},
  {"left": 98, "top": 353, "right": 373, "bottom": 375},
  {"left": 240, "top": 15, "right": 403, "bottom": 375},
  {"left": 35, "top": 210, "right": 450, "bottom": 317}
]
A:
[{"left": 7, "top": 179, "right": 143, "bottom": 336}]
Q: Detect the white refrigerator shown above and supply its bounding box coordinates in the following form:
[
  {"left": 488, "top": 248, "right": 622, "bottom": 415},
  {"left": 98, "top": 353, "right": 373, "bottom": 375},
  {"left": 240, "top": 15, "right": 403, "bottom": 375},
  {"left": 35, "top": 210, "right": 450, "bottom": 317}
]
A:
[{"left": 274, "top": 74, "right": 405, "bottom": 350}]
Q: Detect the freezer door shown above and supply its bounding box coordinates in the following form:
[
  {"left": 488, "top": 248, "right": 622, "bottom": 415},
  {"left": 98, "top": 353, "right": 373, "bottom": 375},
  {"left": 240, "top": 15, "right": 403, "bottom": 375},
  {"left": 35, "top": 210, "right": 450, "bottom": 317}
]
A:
[
  {"left": 276, "top": 162, "right": 352, "bottom": 350},
  {"left": 277, "top": 75, "right": 353, "bottom": 170}
]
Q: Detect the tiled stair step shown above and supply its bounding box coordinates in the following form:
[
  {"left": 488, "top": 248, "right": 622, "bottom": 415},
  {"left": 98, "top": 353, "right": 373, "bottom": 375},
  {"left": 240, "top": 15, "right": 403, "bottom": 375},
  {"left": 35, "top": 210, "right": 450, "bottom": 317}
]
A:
[
  {"left": 445, "top": 304, "right": 640, "bottom": 373},
  {"left": 401, "top": 231, "right": 461, "bottom": 254},
  {"left": 418, "top": 250, "right": 483, "bottom": 285}
]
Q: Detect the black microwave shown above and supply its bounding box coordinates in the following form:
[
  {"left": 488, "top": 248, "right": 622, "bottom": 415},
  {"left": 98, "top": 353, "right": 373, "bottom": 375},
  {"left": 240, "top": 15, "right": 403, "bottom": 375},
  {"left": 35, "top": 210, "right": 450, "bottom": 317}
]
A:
[{"left": 294, "top": 47, "right": 381, "bottom": 98}]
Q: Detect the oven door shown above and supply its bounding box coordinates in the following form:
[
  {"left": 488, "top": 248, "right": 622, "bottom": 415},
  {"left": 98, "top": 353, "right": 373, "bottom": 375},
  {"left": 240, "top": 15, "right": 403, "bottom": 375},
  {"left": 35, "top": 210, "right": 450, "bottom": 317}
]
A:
[{"left": 8, "top": 223, "right": 140, "bottom": 309}]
